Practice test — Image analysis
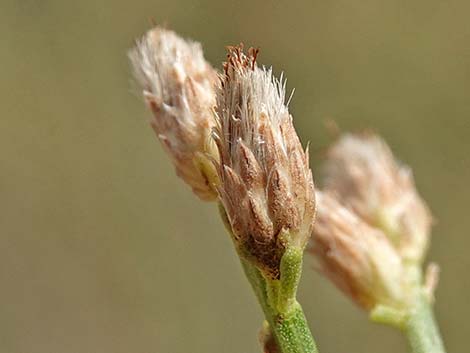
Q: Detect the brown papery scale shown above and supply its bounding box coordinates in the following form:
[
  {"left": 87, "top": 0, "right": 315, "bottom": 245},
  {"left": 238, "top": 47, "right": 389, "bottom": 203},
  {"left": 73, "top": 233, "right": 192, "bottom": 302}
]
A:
[{"left": 213, "top": 46, "right": 315, "bottom": 279}]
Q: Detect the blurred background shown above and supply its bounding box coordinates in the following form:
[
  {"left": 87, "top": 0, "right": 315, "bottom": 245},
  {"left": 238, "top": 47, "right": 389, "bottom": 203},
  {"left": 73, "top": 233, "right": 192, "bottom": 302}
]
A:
[{"left": 1, "top": 0, "right": 469, "bottom": 352}]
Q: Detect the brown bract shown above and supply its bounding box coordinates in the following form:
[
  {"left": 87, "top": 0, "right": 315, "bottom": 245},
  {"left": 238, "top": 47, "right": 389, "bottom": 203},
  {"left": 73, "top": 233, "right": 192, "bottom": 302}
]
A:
[
  {"left": 213, "top": 46, "right": 315, "bottom": 279},
  {"left": 129, "top": 27, "right": 219, "bottom": 200}
]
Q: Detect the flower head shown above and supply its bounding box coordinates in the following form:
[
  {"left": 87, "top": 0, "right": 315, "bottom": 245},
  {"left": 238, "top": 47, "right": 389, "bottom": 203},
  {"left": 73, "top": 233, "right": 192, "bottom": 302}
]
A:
[
  {"left": 129, "top": 27, "right": 219, "bottom": 200},
  {"left": 321, "top": 132, "right": 432, "bottom": 263},
  {"left": 310, "top": 191, "right": 407, "bottom": 310},
  {"left": 213, "top": 46, "right": 315, "bottom": 279}
]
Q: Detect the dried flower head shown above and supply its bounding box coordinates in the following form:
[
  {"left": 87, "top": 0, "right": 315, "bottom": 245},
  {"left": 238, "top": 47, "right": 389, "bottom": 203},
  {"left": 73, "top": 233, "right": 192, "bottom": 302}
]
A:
[
  {"left": 213, "top": 46, "right": 315, "bottom": 279},
  {"left": 310, "top": 191, "right": 407, "bottom": 310},
  {"left": 129, "top": 27, "right": 219, "bottom": 200},
  {"left": 321, "top": 132, "right": 432, "bottom": 263}
]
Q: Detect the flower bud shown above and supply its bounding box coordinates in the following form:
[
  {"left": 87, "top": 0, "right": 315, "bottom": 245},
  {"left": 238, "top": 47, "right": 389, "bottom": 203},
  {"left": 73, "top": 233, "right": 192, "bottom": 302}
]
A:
[
  {"left": 129, "top": 27, "right": 219, "bottom": 200},
  {"left": 321, "top": 132, "right": 432, "bottom": 263},
  {"left": 310, "top": 191, "right": 407, "bottom": 310},
  {"left": 213, "top": 46, "right": 315, "bottom": 279}
]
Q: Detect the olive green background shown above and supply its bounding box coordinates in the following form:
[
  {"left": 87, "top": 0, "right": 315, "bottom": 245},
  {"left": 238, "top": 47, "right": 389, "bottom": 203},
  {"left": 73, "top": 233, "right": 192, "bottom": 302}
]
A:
[{"left": 1, "top": 0, "right": 469, "bottom": 352}]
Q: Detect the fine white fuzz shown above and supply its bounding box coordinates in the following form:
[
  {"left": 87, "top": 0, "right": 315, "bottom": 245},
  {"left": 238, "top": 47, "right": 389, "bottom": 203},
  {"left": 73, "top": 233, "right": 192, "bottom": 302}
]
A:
[
  {"left": 129, "top": 27, "right": 219, "bottom": 200},
  {"left": 215, "top": 49, "right": 291, "bottom": 167}
]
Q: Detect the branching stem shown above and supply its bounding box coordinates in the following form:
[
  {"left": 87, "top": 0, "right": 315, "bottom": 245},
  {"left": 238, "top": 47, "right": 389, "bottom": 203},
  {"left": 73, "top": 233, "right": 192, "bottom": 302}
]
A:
[{"left": 241, "top": 258, "right": 318, "bottom": 353}]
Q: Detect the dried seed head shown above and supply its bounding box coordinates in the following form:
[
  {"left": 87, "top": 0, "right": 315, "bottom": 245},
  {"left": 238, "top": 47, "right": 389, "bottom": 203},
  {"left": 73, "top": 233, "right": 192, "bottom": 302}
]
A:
[
  {"left": 129, "top": 27, "right": 219, "bottom": 200},
  {"left": 213, "top": 46, "right": 315, "bottom": 279},
  {"left": 322, "top": 132, "right": 432, "bottom": 263},
  {"left": 310, "top": 192, "right": 407, "bottom": 310}
]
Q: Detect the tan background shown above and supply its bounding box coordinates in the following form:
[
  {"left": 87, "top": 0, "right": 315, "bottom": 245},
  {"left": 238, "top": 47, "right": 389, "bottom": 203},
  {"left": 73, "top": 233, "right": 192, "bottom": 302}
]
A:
[{"left": 1, "top": 0, "right": 469, "bottom": 352}]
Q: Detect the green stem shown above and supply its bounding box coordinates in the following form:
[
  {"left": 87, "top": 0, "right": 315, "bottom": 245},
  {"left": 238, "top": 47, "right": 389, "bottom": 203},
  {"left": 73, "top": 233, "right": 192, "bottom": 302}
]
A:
[
  {"left": 404, "top": 293, "right": 446, "bottom": 353},
  {"left": 241, "top": 259, "right": 318, "bottom": 353},
  {"left": 218, "top": 203, "right": 317, "bottom": 353},
  {"left": 271, "top": 302, "right": 317, "bottom": 353},
  {"left": 370, "top": 263, "right": 446, "bottom": 353}
]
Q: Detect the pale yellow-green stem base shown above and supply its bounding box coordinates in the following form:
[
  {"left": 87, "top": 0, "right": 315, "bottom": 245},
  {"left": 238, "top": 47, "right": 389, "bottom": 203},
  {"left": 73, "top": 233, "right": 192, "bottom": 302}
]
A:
[{"left": 371, "top": 286, "right": 446, "bottom": 353}]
